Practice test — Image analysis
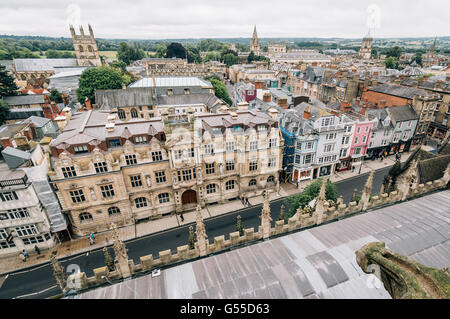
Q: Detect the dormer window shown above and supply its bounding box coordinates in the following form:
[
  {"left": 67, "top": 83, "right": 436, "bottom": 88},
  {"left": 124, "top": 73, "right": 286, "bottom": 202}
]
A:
[
  {"left": 135, "top": 136, "right": 147, "bottom": 144},
  {"left": 108, "top": 139, "right": 121, "bottom": 148},
  {"left": 184, "top": 88, "right": 190, "bottom": 95},
  {"left": 167, "top": 88, "right": 173, "bottom": 95},
  {"left": 74, "top": 145, "right": 88, "bottom": 154}
]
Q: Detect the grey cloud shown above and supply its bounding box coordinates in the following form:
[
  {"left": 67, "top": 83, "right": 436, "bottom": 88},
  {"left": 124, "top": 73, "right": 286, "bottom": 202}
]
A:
[{"left": 0, "top": 0, "right": 448, "bottom": 39}]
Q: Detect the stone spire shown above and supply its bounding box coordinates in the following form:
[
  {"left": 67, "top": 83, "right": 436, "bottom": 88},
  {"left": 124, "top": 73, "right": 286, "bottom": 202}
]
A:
[
  {"left": 360, "top": 170, "right": 374, "bottom": 210},
  {"left": 111, "top": 223, "right": 132, "bottom": 278},
  {"left": 314, "top": 179, "right": 327, "bottom": 225},
  {"left": 195, "top": 204, "right": 208, "bottom": 256},
  {"left": 397, "top": 159, "right": 418, "bottom": 201},
  {"left": 250, "top": 25, "right": 260, "bottom": 55},
  {"left": 50, "top": 255, "right": 68, "bottom": 293},
  {"left": 260, "top": 191, "right": 272, "bottom": 239}
]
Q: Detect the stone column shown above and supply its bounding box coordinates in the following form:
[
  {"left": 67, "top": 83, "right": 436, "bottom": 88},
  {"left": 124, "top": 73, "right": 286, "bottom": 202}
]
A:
[
  {"left": 313, "top": 179, "right": 327, "bottom": 225},
  {"left": 260, "top": 191, "right": 272, "bottom": 239},
  {"left": 195, "top": 205, "right": 208, "bottom": 256},
  {"left": 360, "top": 170, "right": 374, "bottom": 210},
  {"left": 111, "top": 223, "right": 132, "bottom": 278}
]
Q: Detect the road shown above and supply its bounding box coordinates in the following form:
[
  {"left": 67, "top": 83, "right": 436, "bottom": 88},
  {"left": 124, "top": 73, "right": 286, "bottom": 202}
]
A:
[{"left": 0, "top": 166, "right": 390, "bottom": 299}]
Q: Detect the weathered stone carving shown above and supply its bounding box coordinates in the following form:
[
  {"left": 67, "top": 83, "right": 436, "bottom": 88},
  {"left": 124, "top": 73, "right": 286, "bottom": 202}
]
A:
[
  {"left": 195, "top": 205, "right": 208, "bottom": 256},
  {"left": 50, "top": 255, "right": 68, "bottom": 293},
  {"left": 313, "top": 179, "right": 327, "bottom": 225},
  {"left": 260, "top": 191, "right": 272, "bottom": 239},
  {"left": 111, "top": 223, "right": 132, "bottom": 278},
  {"left": 360, "top": 170, "right": 374, "bottom": 210},
  {"left": 356, "top": 242, "right": 450, "bottom": 299}
]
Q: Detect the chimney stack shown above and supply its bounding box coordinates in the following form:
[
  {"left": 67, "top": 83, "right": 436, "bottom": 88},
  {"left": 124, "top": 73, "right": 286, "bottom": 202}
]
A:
[
  {"left": 230, "top": 111, "right": 238, "bottom": 120},
  {"left": 85, "top": 96, "right": 92, "bottom": 110},
  {"left": 1, "top": 137, "right": 13, "bottom": 149},
  {"left": 361, "top": 104, "right": 367, "bottom": 116},
  {"left": 263, "top": 92, "right": 272, "bottom": 103},
  {"left": 268, "top": 108, "right": 278, "bottom": 120},
  {"left": 50, "top": 101, "right": 59, "bottom": 114},
  {"left": 379, "top": 100, "right": 387, "bottom": 109},
  {"left": 303, "top": 105, "right": 311, "bottom": 119}
]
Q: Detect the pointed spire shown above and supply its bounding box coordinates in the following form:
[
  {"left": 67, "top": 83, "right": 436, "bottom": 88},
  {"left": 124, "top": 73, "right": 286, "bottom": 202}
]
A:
[
  {"left": 88, "top": 24, "right": 94, "bottom": 37},
  {"left": 110, "top": 223, "right": 131, "bottom": 278},
  {"left": 361, "top": 170, "right": 374, "bottom": 210},
  {"left": 195, "top": 204, "right": 208, "bottom": 256},
  {"left": 50, "top": 255, "right": 67, "bottom": 292},
  {"left": 79, "top": 25, "right": 85, "bottom": 36},
  {"left": 260, "top": 191, "right": 272, "bottom": 239}
]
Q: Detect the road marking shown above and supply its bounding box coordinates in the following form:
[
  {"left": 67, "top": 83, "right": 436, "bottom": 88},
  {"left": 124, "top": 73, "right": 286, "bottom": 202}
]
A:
[{"left": 13, "top": 284, "right": 58, "bottom": 299}]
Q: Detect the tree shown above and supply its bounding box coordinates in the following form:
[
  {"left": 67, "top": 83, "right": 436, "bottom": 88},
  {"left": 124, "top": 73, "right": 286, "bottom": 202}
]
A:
[
  {"left": 166, "top": 42, "right": 187, "bottom": 59},
  {"left": 386, "top": 46, "right": 402, "bottom": 59},
  {"left": 0, "top": 100, "right": 10, "bottom": 126},
  {"left": 152, "top": 44, "right": 167, "bottom": 58},
  {"left": 236, "top": 215, "right": 244, "bottom": 236},
  {"left": 247, "top": 51, "right": 255, "bottom": 63},
  {"left": 205, "top": 76, "right": 232, "bottom": 105},
  {"left": 415, "top": 53, "right": 423, "bottom": 67},
  {"left": 0, "top": 65, "right": 19, "bottom": 97},
  {"left": 49, "top": 89, "right": 63, "bottom": 103},
  {"left": 203, "top": 52, "right": 221, "bottom": 63},
  {"left": 222, "top": 53, "right": 239, "bottom": 67},
  {"left": 286, "top": 178, "right": 338, "bottom": 217},
  {"left": 46, "top": 50, "right": 76, "bottom": 58},
  {"left": 103, "top": 247, "right": 115, "bottom": 272},
  {"left": 117, "top": 42, "right": 145, "bottom": 65},
  {"left": 385, "top": 56, "right": 400, "bottom": 70},
  {"left": 77, "top": 66, "right": 128, "bottom": 104},
  {"left": 186, "top": 46, "right": 201, "bottom": 63}
]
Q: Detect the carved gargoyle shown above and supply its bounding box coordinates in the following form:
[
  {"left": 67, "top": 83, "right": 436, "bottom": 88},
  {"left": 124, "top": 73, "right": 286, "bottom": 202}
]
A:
[{"left": 355, "top": 242, "right": 449, "bottom": 299}]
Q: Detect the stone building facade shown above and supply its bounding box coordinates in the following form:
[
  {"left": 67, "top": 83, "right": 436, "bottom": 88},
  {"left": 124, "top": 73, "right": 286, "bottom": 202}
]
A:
[
  {"left": 49, "top": 109, "right": 282, "bottom": 236},
  {"left": 70, "top": 25, "right": 102, "bottom": 67}
]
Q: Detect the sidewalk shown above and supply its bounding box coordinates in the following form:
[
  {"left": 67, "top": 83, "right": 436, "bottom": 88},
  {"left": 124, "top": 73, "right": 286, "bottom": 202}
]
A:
[{"left": 0, "top": 150, "right": 414, "bottom": 275}]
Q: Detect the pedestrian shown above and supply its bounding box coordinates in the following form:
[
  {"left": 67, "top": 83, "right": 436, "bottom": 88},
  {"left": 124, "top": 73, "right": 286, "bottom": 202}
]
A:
[
  {"left": 89, "top": 232, "right": 95, "bottom": 245},
  {"left": 34, "top": 245, "right": 41, "bottom": 255},
  {"left": 296, "top": 180, "right": 299, "bottom": 188},
  {"left": 19, "top": 252, "right": 26, "bottom": 262},
  {"left": 384, "top": 151, "right": 388, "bottom": 158},
  {"left": 22, "top": 250, "right": 29, "bottom": 261},
  {"left": 246, "top": 197, "right": 250, "bottom": 206},
  {"left": 352, "top": 165, "right": 355, "bottom": 172},
  {"left": 380, "top": 155, "right": 384, "bottom": 162},
  {"left": 180, "top": 213, "right": 184, "bottom": 222}
]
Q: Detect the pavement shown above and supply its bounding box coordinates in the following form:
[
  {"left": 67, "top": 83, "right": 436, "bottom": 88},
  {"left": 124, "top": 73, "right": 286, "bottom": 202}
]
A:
[{"left": 0, "top": 148, "right": 413, "bottom": 276}]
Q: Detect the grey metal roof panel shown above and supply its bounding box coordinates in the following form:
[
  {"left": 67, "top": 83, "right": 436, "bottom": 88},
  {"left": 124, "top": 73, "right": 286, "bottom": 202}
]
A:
[
  {"left": 71, "top": 190, "right": 450, "bottom": 299},
  {"left": 13, "top": 58, "right": 78, "bottom": 72},
  {"left": 2, "top": 94, "right": 46, "bottom": 106}
]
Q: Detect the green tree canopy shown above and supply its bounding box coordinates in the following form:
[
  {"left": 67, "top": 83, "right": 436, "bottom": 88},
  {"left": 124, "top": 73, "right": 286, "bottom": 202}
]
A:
[
  {"left": 247, "top": 51, "right": 256, "bottom": 63},
  {"left": 0, "top": 100, "right": 10, "bottom": 126},
  {"left": 117, "top": 42, "right": 145, "bottom": 65},
  {"left": 203, "top": 52, "right": 221, "bottom": 63},
  {"left": 286, "top": 178, "right": 338, "bottom": 217},
  {"left": 205, "top": 76, "right": 232, "bottom": 105},
  {"left": 385, "top": 56, "right": 400, "bottom": 70},
  {"left": 46, "top": 50, "right": 76, "bottom": 58},
  {"left": 49, "top": 89, "right": 63, "bottom": 103},
  {"left": 414, "top": 53, "right": 423, "bottom": 67},
  {"left": 0, "top": 65, "right": 19, "bottom": 97},
  {"left": 222, "top": 53, "right": 239, "bottom": 67},
  {"left": 166, "top": 42, "right": 187, "bottom": 59},
  {"left": 77, "top": 66, "right": 130, "bottom": 104},
  {"left": 386, "top": 46, "right": 402, "bottom": 59},
  {"left": 186, "top": 46, "right": 201, "bottom": 63}
]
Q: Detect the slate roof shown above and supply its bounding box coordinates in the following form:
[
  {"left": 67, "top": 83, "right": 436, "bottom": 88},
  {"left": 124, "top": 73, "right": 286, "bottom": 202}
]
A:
[
  {"left": 198, "top": 110, "right": 276, "bottom": 132},
  {"left": 13, "top": 58, "right": 78, "bottom": 72},
  {"left": 2, "top": 94, "right": 46, "bottom": 106},
  {"left": 369, "top": 84, "right": 432, "bottom": 99},
  {"left": 23, "top": 116, "right": 51, "bottom": 128},
  {"left": 156, "top": 93, "right": 222, "bottom": 109},
  {"left": 129, "top": 77, "right": 212, "bottom": 88},
  {"left": 385, "top": 105, "right": 418, "bottom": 123},
  {"left": 0, "top": 123, "right": 29, "bottom": 138},
  {"left": 96, "top": 88, "right": 155, "bottom": 109},
  {"left": 70, "top": 191, "right": 450, "bottom": 299}
]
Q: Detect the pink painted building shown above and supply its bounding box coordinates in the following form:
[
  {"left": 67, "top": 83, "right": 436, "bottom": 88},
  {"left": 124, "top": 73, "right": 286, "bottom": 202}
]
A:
[{"left": 350, "top": 118, "right": 376, "bottom": 163}]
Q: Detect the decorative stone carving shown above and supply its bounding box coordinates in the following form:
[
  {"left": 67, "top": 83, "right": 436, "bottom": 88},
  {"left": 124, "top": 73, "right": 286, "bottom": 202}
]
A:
[
  {"left": 50, "top": 255, "right": 68, "bottom": 292},
  {"left": 260, "top": 191, "right": 272, "bottom": 239},
  {"left": 313, "top": 179, "right": 327, "bottom": 225},
  {"left": 195, "top": 205, "right": 208, "bottom": 256},
  {"left": 360, "top": 170, "right": 374, "bottom": 210},
  {"left": 356, "top": 242, "right": 449, "bottom": 299},
  {"left": 111, "top": 223, "right": 132, "bottom": 278}
]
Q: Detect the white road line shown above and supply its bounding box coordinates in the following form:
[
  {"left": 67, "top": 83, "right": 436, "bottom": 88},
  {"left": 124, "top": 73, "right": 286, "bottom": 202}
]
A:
[{"left": 13, "top": 284, "right": 58, "bottom": 299}]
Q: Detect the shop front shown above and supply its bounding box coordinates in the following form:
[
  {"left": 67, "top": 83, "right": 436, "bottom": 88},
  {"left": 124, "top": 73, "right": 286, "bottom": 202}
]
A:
[{"left": 335, "top": 158, "right": 351, "bottom": 172}]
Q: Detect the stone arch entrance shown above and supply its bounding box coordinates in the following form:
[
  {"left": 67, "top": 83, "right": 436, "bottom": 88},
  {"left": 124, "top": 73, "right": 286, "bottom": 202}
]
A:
[{"left": 182, "top": 189, "right": 197, "bottom": 205}]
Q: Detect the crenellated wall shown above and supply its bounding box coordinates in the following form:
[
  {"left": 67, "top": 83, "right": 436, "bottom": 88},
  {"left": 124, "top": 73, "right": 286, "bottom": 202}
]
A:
[{"left": 64, "top": 165, "right": 450, "bottom": 294}]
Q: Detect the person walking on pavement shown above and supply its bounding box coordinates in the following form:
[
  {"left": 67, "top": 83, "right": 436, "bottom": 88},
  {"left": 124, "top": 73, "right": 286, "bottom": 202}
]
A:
[
  {"left": 19, "top": 252, "right": 26, "bottom": 262},
  {"left": 89, "top": 232, "right": 95, "bottom": 245},
  {"left": 22, "top": 250, "right": 29, "bottom": 261},
  {"left": 34, "top": 245, "right": 41, "bottom": 255},
  {"left": 180, "top": 213, "right": 184, "bottom": 222}
]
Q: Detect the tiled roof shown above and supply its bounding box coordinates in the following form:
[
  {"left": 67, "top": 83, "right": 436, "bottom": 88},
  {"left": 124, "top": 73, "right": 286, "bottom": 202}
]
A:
[
  {"left": 2, "top": 94, "right": 46, "bottom": 106},
  {"left": 369, "top": 84, "right": 431, "bottom": 99},
  {"left": 385, "top": 105, "right": 418, "bottom": 122},
  {"left": 129, "top": 76, "right": 213, "bottom": 88},
  {"left": 13, "top": 58, "right": 78, "bottom": 72}
]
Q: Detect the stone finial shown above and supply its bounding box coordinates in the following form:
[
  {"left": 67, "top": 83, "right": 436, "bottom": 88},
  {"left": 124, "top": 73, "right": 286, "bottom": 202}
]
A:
[
  {"left": 103, "top": 247, "right": 115, "bottom": 272},
  {"left": 356, "top": 242, "right": 449, "bottom": 299},
  {"left": 360, "top": 170, "right": 374, "bottom": 210},
  {"left": 110, "top": 223, "right": 131, "bottom": 278},
  {"left": 337, "top": 196, "right": 344, "bottom": 206},
  {"left": 351, "top": 188, "right": 359, "bottom": 202},
  {"left": 50, "top": 255, "right": 67, "bottom": 292},
  {"left": 195, "top": 204, "right": 208, "bottom": 256},
  {"left": 260, "top": 191, "right": 272, "bottom": 239},
  {"left": 279, "top": 204, "right": 286, "bottom": 224},
  {"left": 397, "top": 159, "right": 419, "bottom": 201},
  {"left": 313, "top": 179, "right": 327, "bottom": 225}
]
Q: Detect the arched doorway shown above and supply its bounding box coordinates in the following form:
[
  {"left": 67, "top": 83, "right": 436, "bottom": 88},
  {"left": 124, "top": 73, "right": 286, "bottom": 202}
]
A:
[{"left": 182, "top": 190, "right": 197, "bottom": 205}]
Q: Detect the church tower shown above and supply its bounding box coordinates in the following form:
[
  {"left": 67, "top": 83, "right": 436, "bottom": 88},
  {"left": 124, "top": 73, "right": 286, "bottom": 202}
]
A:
[
  {"left": 250, "top": 26, "right": 261, "bottom": 56},
  {"left": 359, "top": 32, "right": 373, "bottom": 60},
  {"left": 70, "top": 24, "right": 102, "bottom": 67}
]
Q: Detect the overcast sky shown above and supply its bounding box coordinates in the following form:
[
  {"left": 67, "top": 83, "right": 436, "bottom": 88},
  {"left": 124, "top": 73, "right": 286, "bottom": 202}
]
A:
[{"left": 0, "top": 0, "right": 448, "bottom": 39}]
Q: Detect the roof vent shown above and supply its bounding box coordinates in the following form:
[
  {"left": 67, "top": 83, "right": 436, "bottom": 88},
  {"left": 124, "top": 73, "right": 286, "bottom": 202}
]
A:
[
  {"left": 107, "top": 114, "right": 116, "bottom": 123},
  {"left": 230, "top": 112, "right": 238, "bottom": 120}
]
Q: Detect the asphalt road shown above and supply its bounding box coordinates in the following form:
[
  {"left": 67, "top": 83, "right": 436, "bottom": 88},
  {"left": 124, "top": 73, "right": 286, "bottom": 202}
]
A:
[{"left": 0, "top": 166, "right": 390, "bottom": 299}]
